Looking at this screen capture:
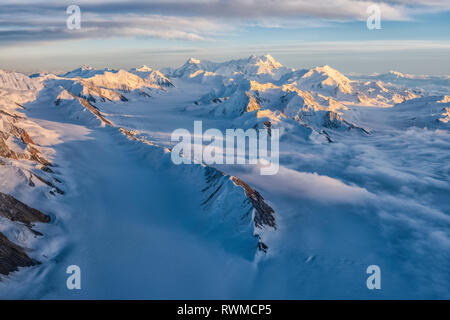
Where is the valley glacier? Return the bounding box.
[0,55,449,299]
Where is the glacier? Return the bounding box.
[0,55,449,299]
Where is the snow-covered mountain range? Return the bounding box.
[0,55,449,299]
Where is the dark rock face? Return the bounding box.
[262,121,272,136]
[0,105,62,279]
[323,111,344,129]
[0,116,51,166]
[230,176,276,229]
[0,232,36,276]
[29,172,64,195]
[65,91,114,126]
[0,192,50,227]
[0,135,13,159]
[322,111,370,134]
[201,166,276,254]
[0,111,57,277]
[117,112,278,255]
[244,91,261,114]
[1,111,65,197]
[202,167,276,230]
[76,95,114,126]
[0,192,50,276]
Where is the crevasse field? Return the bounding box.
[0,55,449,299]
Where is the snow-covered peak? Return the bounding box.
[296,65,354,95]
[61,65,117,79]
[233,54,286,79]
[391,95,450,127]
[143,70,174,88]
[437,95,450,103]
[129,67,174,88]
[55,87,76,101]
[0,69,42,92]
[372,70,416,81]
[169,58,215,78]
[248,54,283,70]
[78,68,173,95]
[306,65,350,81]
[81,64,95,71]
[133,65,153,73]
[386,70,421,80]
[169,54,289,80]
[389,70,404,77]
[187,58,201,64]
[83,69,148,91]
[362,80,389,93]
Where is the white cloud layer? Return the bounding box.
[0,0,448,45]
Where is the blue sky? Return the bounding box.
[0,0,449,74]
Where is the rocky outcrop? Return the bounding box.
[0,232,37,276]
[0,101,59,278]
[0,110,63,194]
[201,166,276,253]
[244,92,261,113]
[230,176,275,229]
[78,83,128,103]
[440,107,450,123]
[322,111,370,134]
[64,91,114,126]
[0,192,50,276]
[0,192,50,227]
[0,114,51,166]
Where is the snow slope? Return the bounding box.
[60,65,117,79]
[168,54,291,81]
[0,55,449,299]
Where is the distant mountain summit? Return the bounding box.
[132,65,153,73]
[129,65,174,88]
[169,54,291,80]
[61,65,117,78]
[292,65,354,96]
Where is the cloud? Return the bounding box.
[13,0,445,20]
[0,13,229,45]
[238,166,374,204]
[0,0,448,47]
